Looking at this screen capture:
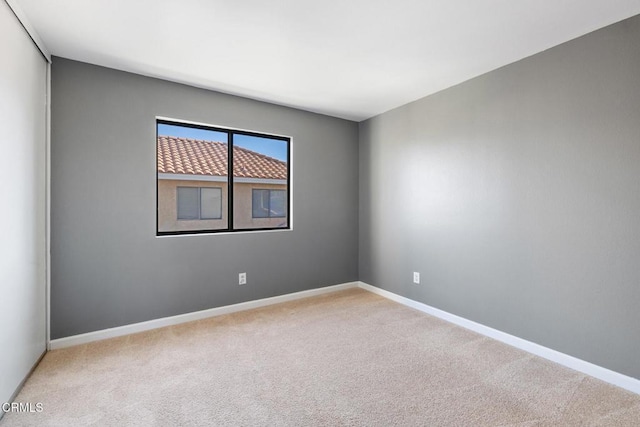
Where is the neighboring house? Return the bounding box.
[157,136,288,232]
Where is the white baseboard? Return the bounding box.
[357,281,640,395]
[49,282,359,350]
[48,279,639,395]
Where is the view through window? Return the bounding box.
[157,120,290,235]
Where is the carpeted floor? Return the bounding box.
[2,288,639,426]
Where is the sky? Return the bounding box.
[157,123,288,162]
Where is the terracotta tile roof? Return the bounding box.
[157,136,287,180]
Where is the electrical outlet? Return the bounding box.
[239,272,247,285]
[413,272,420,284]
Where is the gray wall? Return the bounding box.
[359,15,640,379]
[0,1,47,405]
[51,58,359,339]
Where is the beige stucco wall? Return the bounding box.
[234,182,288,230]
[158,179,287,232]
[158,179,228,232]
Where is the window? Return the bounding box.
[252,189,286,218]
[177,187,222,220]
[157,119,290,235]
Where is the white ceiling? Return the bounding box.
[14,0,640,121]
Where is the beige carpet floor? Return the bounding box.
[2,288,640,426]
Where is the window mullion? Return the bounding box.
[228,131,234,231]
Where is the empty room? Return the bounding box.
[2,0,640,425]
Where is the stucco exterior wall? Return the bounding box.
[158,179,228,232]
[234,182,288,229]
[158,179,287,232]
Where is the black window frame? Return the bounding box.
[156,119,291,236]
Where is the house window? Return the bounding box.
[252,189,286,218]
[157,119,290,235]
[177,187,222,220]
